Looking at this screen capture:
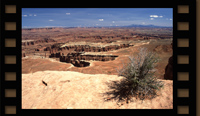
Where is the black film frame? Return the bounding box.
[0,0,196,115]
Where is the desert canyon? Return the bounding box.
[22,27,173,109]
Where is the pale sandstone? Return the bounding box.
[22,71,173,109]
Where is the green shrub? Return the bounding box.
[106,48,164,102]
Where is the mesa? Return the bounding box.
[22,27,172,78]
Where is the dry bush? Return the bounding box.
[105,48,164,102]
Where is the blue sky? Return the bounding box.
[22,8,173,28]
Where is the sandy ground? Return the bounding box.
[22,71,173,109]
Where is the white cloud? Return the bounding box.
[150,15,159,18]
[112,21,115,23]
[99,19,104,21]
[170,19,172,20]
[150,18,154,20]
[49,20,54,21]
[142,22,145,24]
[66,13,70,15]
[22,14,37,17]
[150,15,163,18]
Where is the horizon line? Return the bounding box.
[22,25,173,29]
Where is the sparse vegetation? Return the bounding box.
[105,47,164,102]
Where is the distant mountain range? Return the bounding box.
[22,24,172,29]
[121,24,172,28]
[87,24,172,28]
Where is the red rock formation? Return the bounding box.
[22,53,26,57]
[35,49,40,51]
[154,44,172,53]
[121,37,135,40]
[48,43,130,66]
[48,44,133,53]
[58,53,118,64]
[22,38,56,46]
[73,60,90,67]
[143,37,150,40]
[164,43,173,80]
[164,56,173,80]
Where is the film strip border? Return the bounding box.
[1,0,21,115]
[0,0,196,116]
[174,0,196,115]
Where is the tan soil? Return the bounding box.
[22,71,173,109]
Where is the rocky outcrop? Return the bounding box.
[22,38,56,46]
[154,44,172,53]
[47,44,133,53]
[164,56,173,80]
[94,36,102,40]
[59,54,118,62]
[22,27,61,34]
[49,52,118,67]
[49,52,62,58]
[44,47,51,51]
[164,43,173,80]
[22,53,26,57]
[59,53,118,63]
[143,37,150,40]
[121,37,135,40]
[103,40,116,43]
[73,60,90,67]
[22,71,173,109]
[46,43,129,67]
[35,49,40,51]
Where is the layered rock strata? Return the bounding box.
[46,43,133,53]
[45,43,130,67]
[50,52,118,67]
[22,38,56,46]
[59,54,118,62]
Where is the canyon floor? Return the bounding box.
[22,39,172,78]
[22,27,173,109]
